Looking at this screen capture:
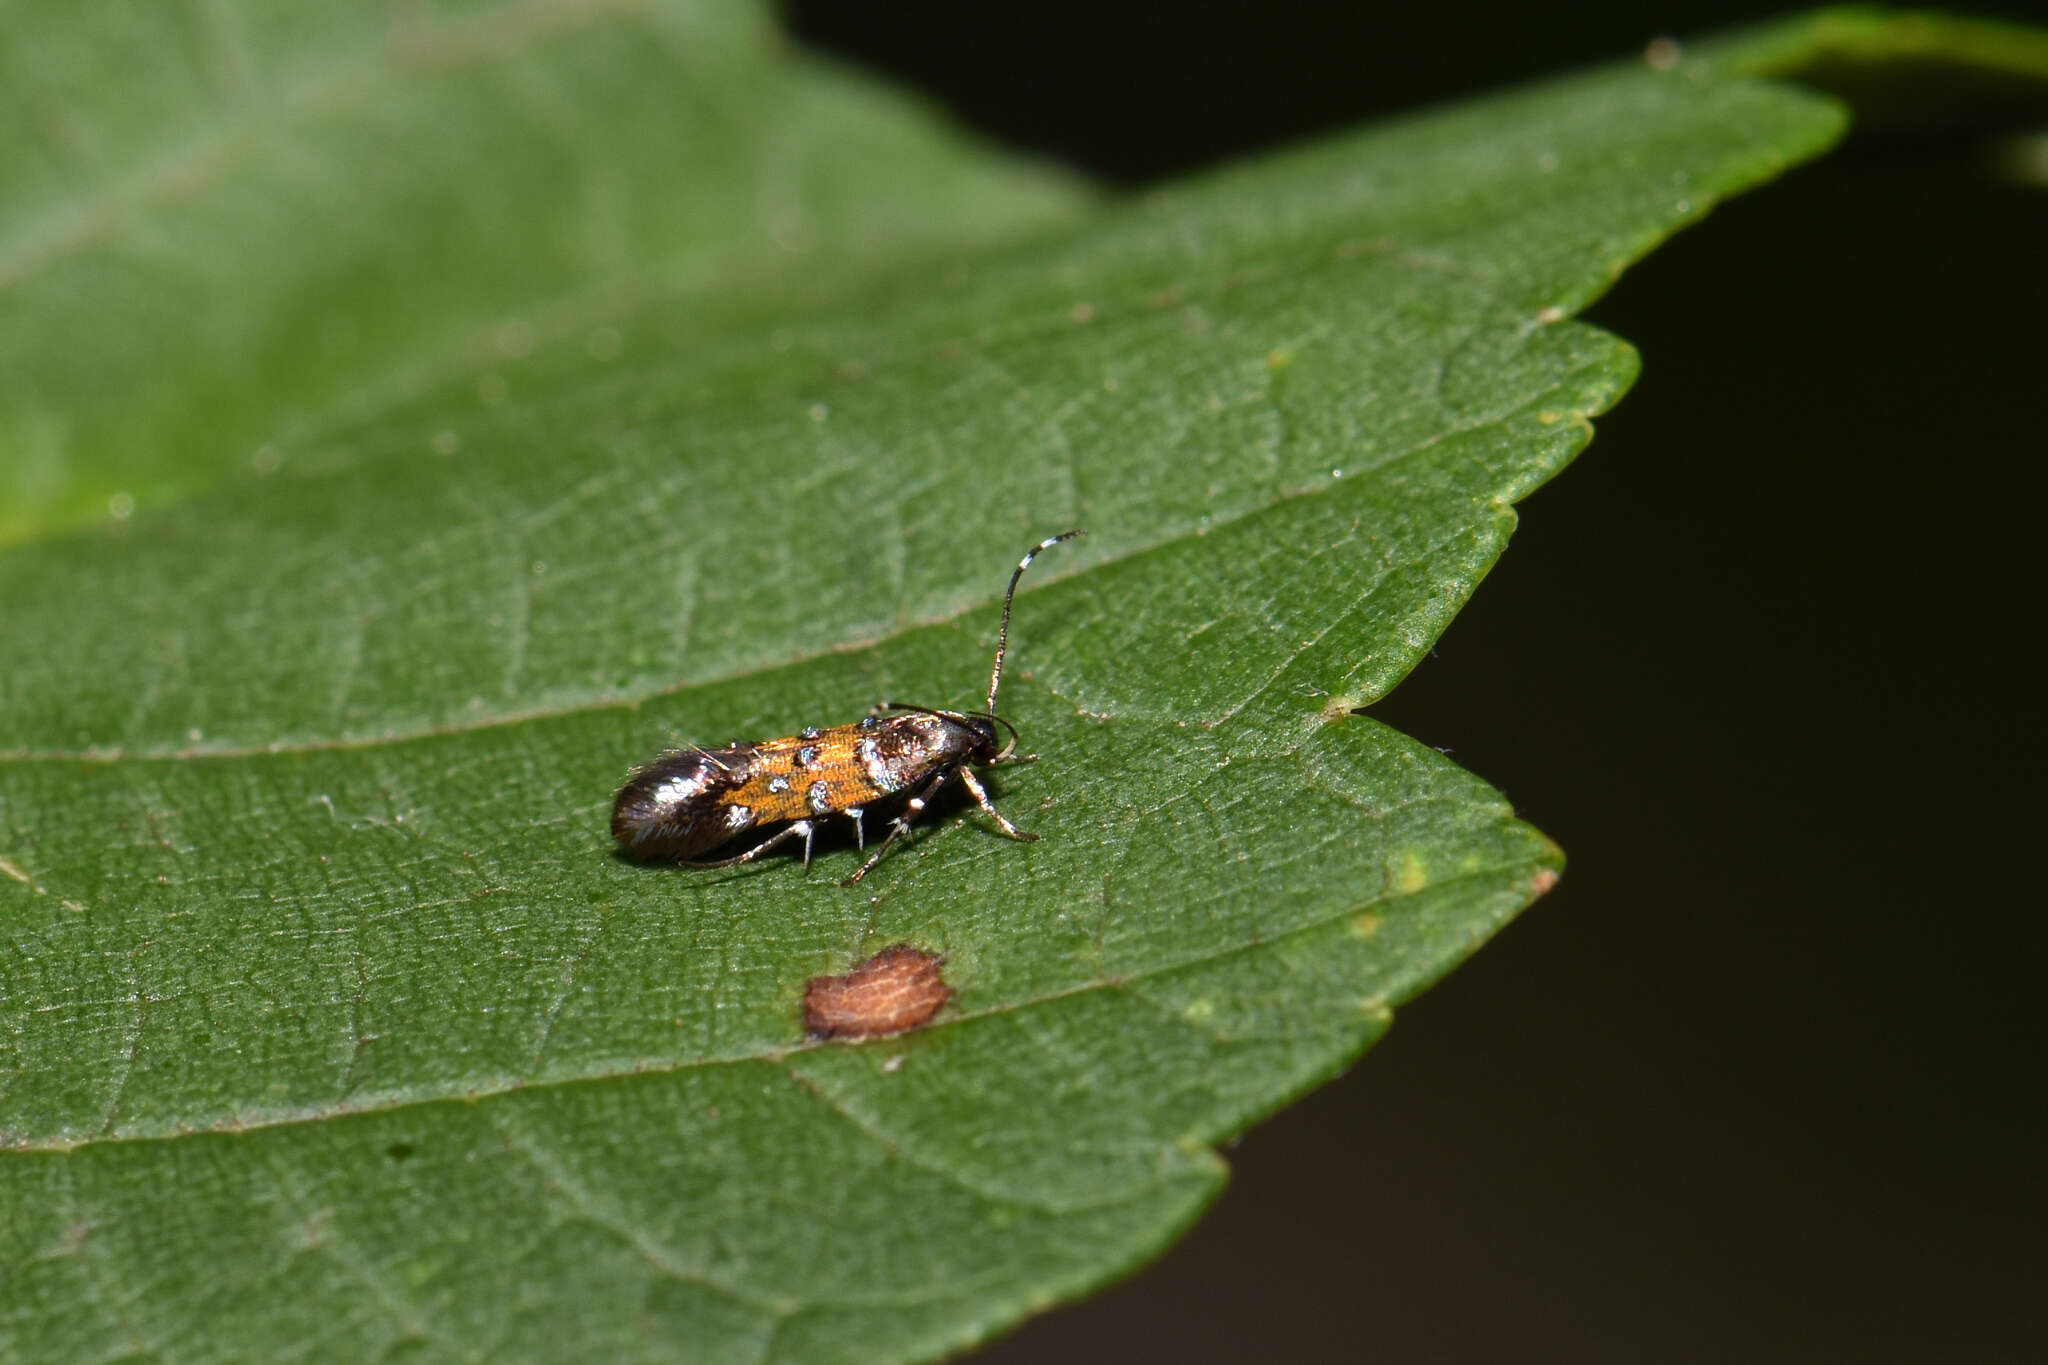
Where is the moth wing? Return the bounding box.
[611,744,758,858]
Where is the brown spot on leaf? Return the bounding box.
[1531,868,1561,897]
[804,944,953,1040]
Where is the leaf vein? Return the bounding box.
[483,1104,793,1319]
[8,856,1537,1154]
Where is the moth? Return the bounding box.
[611,531,1082,884]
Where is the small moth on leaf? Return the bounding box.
[612,531,1083,884]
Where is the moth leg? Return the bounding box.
[845,807,866,850]
[843,770,953,885]
[682,820,813,870]
[960,767,1038,842]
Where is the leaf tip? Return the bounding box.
[1316,692,1371,725]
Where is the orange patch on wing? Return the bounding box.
[804,944,954,1040]
[733,726,886,823]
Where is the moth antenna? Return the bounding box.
[986,530,1085,715]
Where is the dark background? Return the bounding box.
[786,5,2046,1361]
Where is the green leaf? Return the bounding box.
[2,7,2038,1362]
[0,1,1092,544]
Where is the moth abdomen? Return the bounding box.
[610,745,756,859]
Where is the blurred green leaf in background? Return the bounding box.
[2,4,2042,1361]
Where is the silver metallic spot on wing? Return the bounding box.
[767,775,790,794]
[654,775,704,806]
[796,745,820,768]
[807,780,833,814]
[725,804,754,832]
[858,735,902,793]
